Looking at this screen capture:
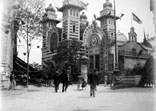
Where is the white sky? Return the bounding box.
[18,0,155,64]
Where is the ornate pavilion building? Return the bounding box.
[41,0,154,81]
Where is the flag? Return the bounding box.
[132,12,142,24]
[144,31,146,40]
[119,13,124,20]
[94,14,96,20]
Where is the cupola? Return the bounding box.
[45,4,56,12]
[103,0,112,9]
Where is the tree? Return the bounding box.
[130,62,144,75]
[30,62,42,70]
[7,0,45,87]
[53,40,84,80]
[15,0,45,55]
[142,55,155,85]
[43,60,56,78]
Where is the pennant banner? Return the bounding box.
[132,12,142,24]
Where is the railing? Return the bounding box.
[118,50,149,58]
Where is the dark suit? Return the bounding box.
[60,72,68,92]
[88,73,99,97]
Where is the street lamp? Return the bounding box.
[114,0,118,70]
[111,0,119,88]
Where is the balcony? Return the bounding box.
[118,50,150,59]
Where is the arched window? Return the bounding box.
[50,33,57,52]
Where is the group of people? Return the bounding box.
[53,70,69,93]
[54,69,99,97]
[8,71,28,90]
[9,69,100,98]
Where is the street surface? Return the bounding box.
[0,84,155,111]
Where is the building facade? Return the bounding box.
[0,13,14,89]
[41,0,154,81]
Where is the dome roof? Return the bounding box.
[45,4,56,12]
[80,12,87,19]
[103,0,112,9]
[117,31,128,42]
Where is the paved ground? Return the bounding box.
[0,84,155,111]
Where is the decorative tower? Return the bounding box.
[58,0,84,41]
[97,0,119,41]
[80,11,88,41]
[128,27,137,42]
[97,0,119,73]
[41,4,60,63]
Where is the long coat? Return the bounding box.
[60,72,68,83]
[54,74,61,85]
[88,73,99,86]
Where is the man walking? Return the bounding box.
[60,70,69,92]
[9,71,16,90]
[88,69,99,97]
[53,71,61,93]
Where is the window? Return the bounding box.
[76,10,78,17]
[73,9,75,16]
[47,23,51,29]
[70,9,72,15]
[50,33,57,52]
[73,24,76,32]
[111,33,113,37]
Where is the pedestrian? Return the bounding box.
[9,71,16,90]
[22,73,27,88]
[77,75,83,91]
[60,70,68,92]
[104,75,108,87]
[88,69,99,97]
[53,71,61,93]
[81,78,87,90]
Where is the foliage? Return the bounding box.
[141,55,155,85]
[30,62,42,70]
[130,62,144,75]
[17,0,45,39]
[42,60,56,80]
[8,0,45,53]
[53,40,84,74]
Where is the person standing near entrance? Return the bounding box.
[9,71,16,90]
[88,69,99,97]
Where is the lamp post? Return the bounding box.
[26,14,29,88]
[114,0,118,70]
[79,45,88,84]
[111,0,119,88]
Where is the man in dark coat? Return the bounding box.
[60,70,68,92]
[53,72,61,93]
[9,71,16,90]
[88,69,99,97]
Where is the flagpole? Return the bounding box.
[131,9,133,27]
